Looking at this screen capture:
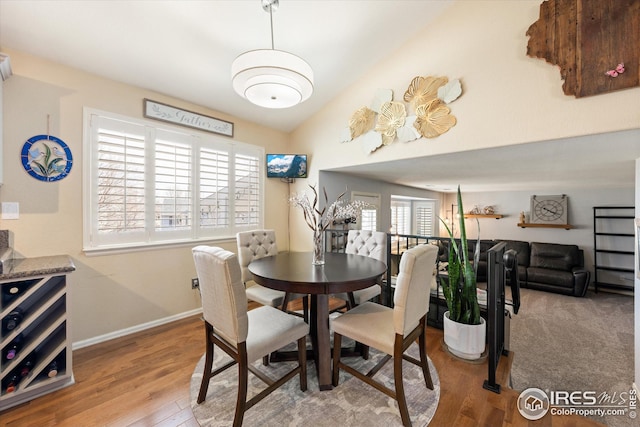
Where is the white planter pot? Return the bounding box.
[443,311,486,360]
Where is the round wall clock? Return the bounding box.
[21,135,73,182]
[530,195,568,225]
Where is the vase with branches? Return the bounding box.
[289,185,369,265]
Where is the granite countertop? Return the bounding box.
[0,255,76,280]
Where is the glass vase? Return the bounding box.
[312,228,325,265]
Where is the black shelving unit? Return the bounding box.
[593,206,635,293]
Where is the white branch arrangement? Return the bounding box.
[289,185,369,232]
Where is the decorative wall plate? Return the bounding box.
[21,135,73,182]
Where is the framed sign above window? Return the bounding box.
[143,99,234,137]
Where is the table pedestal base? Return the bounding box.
[268,295,366,390]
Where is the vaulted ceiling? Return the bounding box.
[0,0,451,133]
[1,0,638,192]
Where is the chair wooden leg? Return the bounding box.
[281,292,291,312]
[347,292,356,309]
[297,336,307,391]
[302,296,309,323]
[233,342,249,427]
[418,321,434,390]
[197,322,214,404]
[394,337,411,427]
[332,332,342,386]
[362,344,370,360]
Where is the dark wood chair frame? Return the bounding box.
[331,314,434,427]
[197,321,307,427]
[282,293,309,323]
[262,295,308,367]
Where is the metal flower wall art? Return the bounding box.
[375,101,407,146]
[340,76,463,153]
[348,106,376,139]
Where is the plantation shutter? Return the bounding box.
[351,192,380,231]
[391,200,411,235]
[415,201,436,236]
[85,109,264,251]
[154,130,192,236]
[199,147,230,230]
[234,153,260,227]
[92,117,147,245]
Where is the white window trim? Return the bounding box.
[390,195,437,237]
[413,200,437,236]
[351,191,380,231]
[390,199,411,235]
[82,107,264,255]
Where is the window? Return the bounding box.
[390,200,411,235]
[414,201,436,236]
[359,209,377,231]
[390,196,437,236]
[351,192,380,231]
[84,109,263,252]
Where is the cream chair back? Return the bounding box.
[236,229,278,284]
[345,230,386,264]
[392,244,438,337]
[192,246,248,346]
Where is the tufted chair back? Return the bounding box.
[236,229,278,284]
[192,245,248,346]
[393,244,438,336]
[345,230,386,264]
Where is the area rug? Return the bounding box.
[509,288,634,427]
[190,341,440,427]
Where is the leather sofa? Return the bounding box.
[436,239,495,282]
[438,239,590,297]
[524,242,590,297]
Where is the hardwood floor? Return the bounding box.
[1,301,604,427]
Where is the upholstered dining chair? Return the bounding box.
[236,229,308,322]
[192,245,308,427]
[330,244,438,427]
[333,229,387,308]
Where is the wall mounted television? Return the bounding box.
[266,154,308,179]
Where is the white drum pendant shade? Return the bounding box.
[231,49,314,109]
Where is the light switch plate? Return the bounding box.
[1,202,19,220]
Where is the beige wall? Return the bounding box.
[289,0,639,250]
[0,49,292,342]
[2,0,639,344]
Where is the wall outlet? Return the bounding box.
[191,278,199,289]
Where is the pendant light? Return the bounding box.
[231,0,314,109]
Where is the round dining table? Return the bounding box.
[248,251,386,390]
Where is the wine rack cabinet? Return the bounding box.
[0,256,75,411]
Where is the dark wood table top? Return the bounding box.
[248,252,386,295]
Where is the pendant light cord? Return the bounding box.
[269,4,275,50]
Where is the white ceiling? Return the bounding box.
[0,0,451,133]
[327,129,640,192]
[0,0,638,192]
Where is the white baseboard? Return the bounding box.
[72,308,203,350]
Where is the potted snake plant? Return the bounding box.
[439,186,486,360]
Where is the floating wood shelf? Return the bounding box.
[517,223,573,230]
[464,214,504,219]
